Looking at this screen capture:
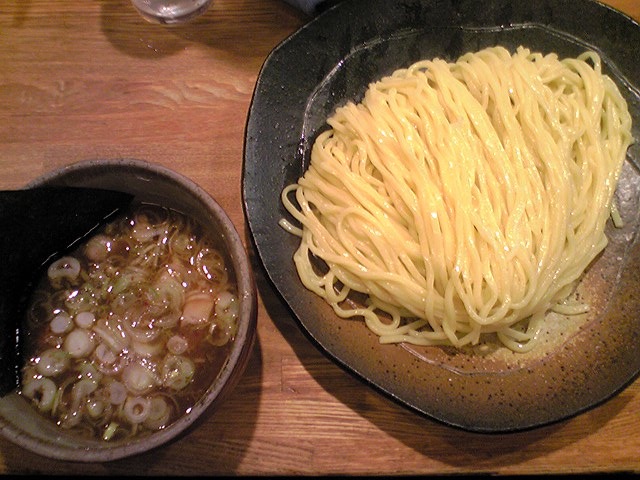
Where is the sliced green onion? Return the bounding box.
[103,421,119,441]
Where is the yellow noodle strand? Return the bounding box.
[280,46,633,352]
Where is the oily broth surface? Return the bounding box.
[19,204,238,441]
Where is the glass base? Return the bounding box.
[131,0,213,25]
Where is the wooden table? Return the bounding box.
[1,0,638,475]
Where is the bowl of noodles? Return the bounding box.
[0,158,257,461]
[243,0,640,432]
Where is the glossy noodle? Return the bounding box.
[280,46,633,352]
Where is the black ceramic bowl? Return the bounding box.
[243,0,640,432]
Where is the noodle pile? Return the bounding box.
[280,46,633,352]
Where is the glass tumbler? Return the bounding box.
[131,0,213,24]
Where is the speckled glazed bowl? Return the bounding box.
[244,0,640,432]
[0,158,257,461]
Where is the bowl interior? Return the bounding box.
[0,158,257,461]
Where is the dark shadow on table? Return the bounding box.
[97,0,307,60]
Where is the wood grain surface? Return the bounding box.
[0,0,638,475]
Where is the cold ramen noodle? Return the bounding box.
[19,204,239,441]
[280,46,633,353]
